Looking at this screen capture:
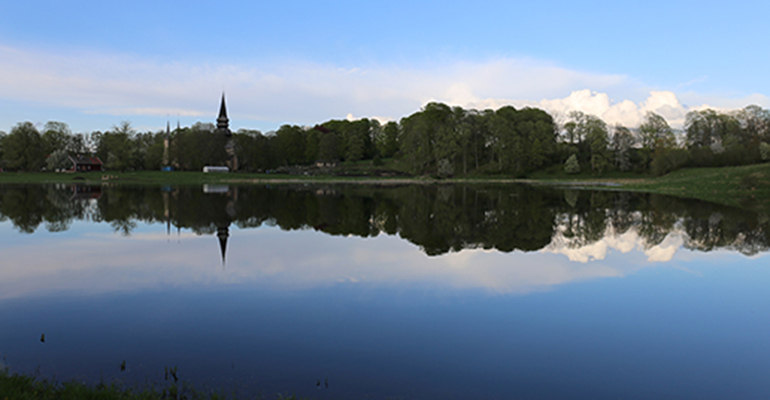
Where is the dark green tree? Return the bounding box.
[639,112,675,169]
[376,121,399,158]
[3,122,44,171]
[274,124,307,166]
[42,121,72,156]
[611,124,635,172]
[94,121,135,171]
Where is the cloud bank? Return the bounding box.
[0,45,767,131]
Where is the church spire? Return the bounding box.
[217,93,230,136]
[218,93,228,119]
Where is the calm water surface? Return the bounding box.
[0,183,769,399]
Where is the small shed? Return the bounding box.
[203,166,229,173]
[68,155,104,172]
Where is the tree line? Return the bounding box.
[1,104,769,175]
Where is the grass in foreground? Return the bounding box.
[0,369,305,400]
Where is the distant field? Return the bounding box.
[529,162,770,211]
[615,163,770,211]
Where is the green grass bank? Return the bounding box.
[527,162,770,211]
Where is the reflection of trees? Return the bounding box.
[608,192,635,235]
[558,192,609,248]
[637,195,682,248]
[551,189,770,257]
[0,185,94,234]
[681,202,770,255]
[0,183,769,257]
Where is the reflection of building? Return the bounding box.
[69,185,102,200]
[217,225,229,264]
[161,185,237,266]
[216,186,238,265]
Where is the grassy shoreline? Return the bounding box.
[1,162,769,211]
[0,368,305,400]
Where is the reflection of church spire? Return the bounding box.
[162,190,171,237]
[217,225,229,265]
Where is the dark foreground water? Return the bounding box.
[0,183,769,399]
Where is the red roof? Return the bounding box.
[70,155,103,166]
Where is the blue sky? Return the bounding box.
[1,0,769,133]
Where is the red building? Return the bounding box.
[67,155,104,172]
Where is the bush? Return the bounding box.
[372,154,383,166]
[46,149,71,171]
[437,158,454,177]
[564,154,580,174]
[651,148,690,176]
[761,142,770,161]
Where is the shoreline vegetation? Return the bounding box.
[0,368,305,400]
[3,104,770,186]
[2,102,769,215]
[1,161,769,212]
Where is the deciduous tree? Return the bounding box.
[4,122,44,171]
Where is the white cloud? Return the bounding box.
[0,45,766,131]
[473,90,691,128]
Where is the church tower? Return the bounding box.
[217,93,231,137]
[217,93,238,171]
[162,121,170,167]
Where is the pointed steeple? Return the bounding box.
[217,225,229,265]
[218,93,228,120]
[166,121,170,139]
[217,93,230,137]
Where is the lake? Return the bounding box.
[0,183,769,399]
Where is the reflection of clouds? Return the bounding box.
[5,217,760,300]
[645,233,685,263]
[251,236,631,294]
[105,231,202,241]
[546,229,639,263]
[545,224,684,263]
[0,224,663,299]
